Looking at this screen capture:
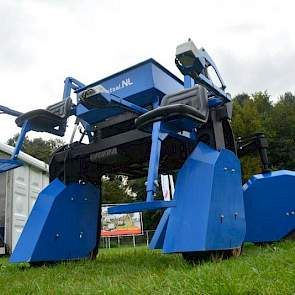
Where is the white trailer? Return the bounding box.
[0,142,49,254]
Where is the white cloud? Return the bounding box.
[0,0,294,142]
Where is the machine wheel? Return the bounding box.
[285,229,295,240]
[223,246,243,258]
[89,185,102,260]
[182,246,243,264]
[182,251,224,264]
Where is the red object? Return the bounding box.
[101,228,142,237]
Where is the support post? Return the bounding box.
[146,230,149,247]
[12,120,31,159]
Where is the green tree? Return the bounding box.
[102,175,134,204]
[232,93,266,180]
[268,92,295,170]
[7,134,64,163]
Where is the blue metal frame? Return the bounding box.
[0,105,22,117]
[176,48,231,104]
[109,75,196,213]
[244,170,295,243]
[4,46,253,262]
[107,65,230,214]
[63,77,85,100]
[12,120,31,159]
[63,77,94,143]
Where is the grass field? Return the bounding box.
[0,241,295,294]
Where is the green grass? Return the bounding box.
[0,241,295,294]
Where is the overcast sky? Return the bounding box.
[0,0,294,142]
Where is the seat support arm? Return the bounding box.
[12,120,31,159]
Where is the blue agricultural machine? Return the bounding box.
[0,39,294,263]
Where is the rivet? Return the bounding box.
[291,211,295,215]
[231,169,236,173]
[71,197,74,201]
[55,233,60,238]
[286,212,290,216]
[84,197,88,201]
[79,232,83,238]
[224,167,228,171]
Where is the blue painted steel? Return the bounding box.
[208,96,223,108]
[152,143,245,253]
[63,77,85,99]
[76,59,183,125]
[62,77,94,142]
[0,120,31,173]
[176,48,230,102]
[184,75,193,88]
[12,120,31,159]
[83,92,148,115]
[0,159,23,173]
[0,105,22,117]
[108,200,176,214]
[10,179,100,263]
[197,73,230,102]
[198,49,227,93]
[77,59,183,96]
[149,208,171,250]
[244,170,295,243]
[145,100,169,202]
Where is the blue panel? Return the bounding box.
[10,179,100,263]
[108,200,175,214]
[244,170,295,242]
[206,149,245,249]
[149,208,171,250]
[0,159,23,173]
[159,143,244,253]
[76,59,183,124]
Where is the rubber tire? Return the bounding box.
[89,186,102,260]
[182,246,243,264]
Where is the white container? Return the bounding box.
[0,142,49,254]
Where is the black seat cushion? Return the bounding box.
[15,97,72,136]
[135,85,209,132]
[15,109,64,128]
[135,104,206,131]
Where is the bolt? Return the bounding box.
[224,167,228,171]
[291,211,295,215]
[220,214,224,223]
[234,212,238,220]
[286,212,290,216]
[79,232,83,239]
[55,233,60,238]
[84,197,88,201]
[231,169,236,173]
[71,197,74,201]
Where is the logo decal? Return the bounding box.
[109,78,133,93]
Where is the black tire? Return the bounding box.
[182,246,243,264]
[284,229,295,240]
[89,185,102,260]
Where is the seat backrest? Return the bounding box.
[46,97,72,118]
[161,85,208,119]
